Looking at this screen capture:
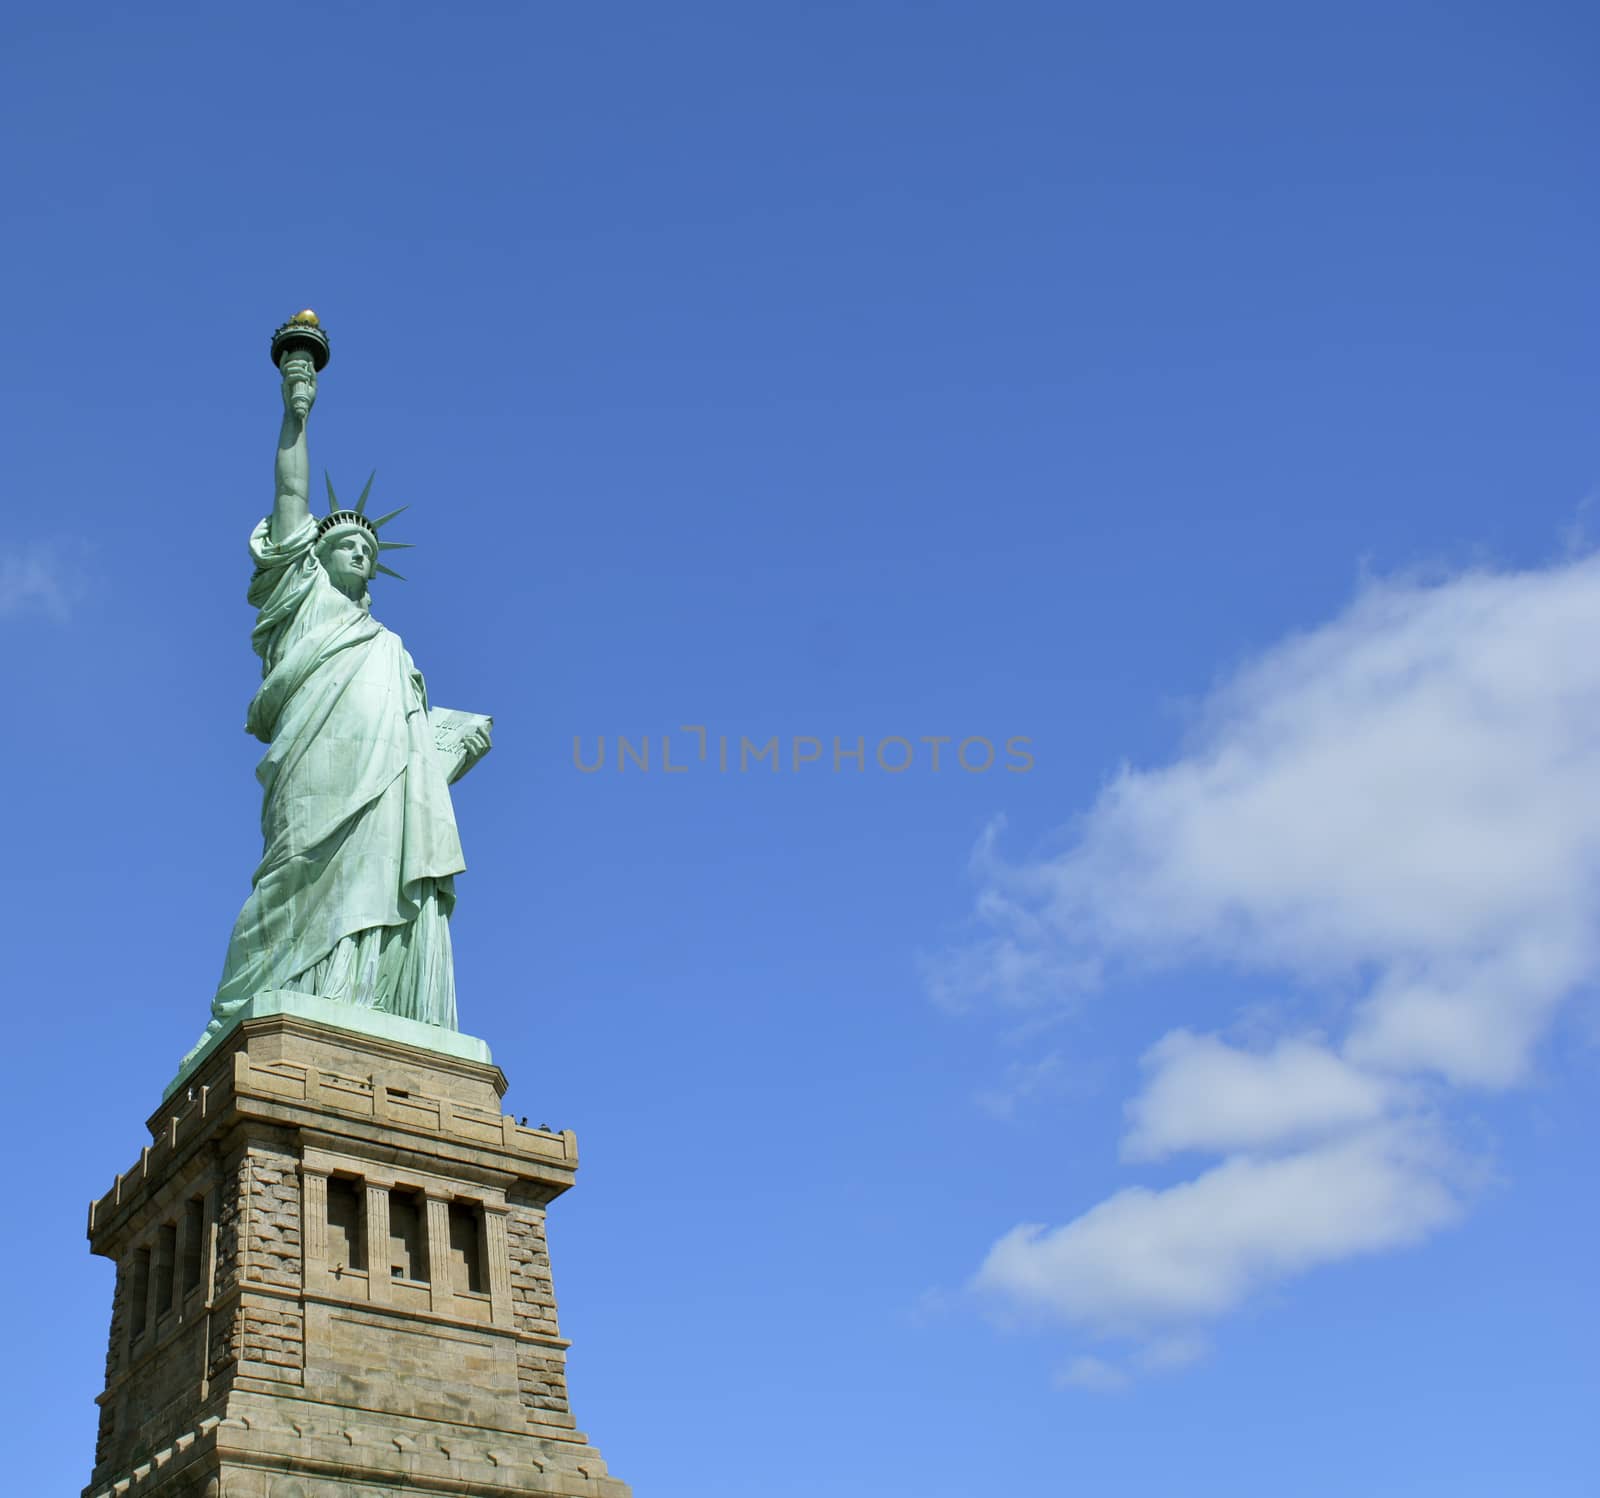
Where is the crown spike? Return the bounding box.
[316,473,413,581]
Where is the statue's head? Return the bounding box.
[315,474,410,601]
[316,519,377,602]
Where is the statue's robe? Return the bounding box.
[207,517,465,1034]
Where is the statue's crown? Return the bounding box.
[318,472,412,580]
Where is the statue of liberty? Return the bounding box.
[185,313,491,1064]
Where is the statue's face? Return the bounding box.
[318,529,375,599]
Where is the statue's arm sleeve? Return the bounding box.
[248,515,318,583]
[246,516,323,659]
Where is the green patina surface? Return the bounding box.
[179,317,493,1074]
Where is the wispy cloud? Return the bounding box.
[937,555,1600,1382]
[1054,1355,1130,1394]
[974,1051,1067,1120]
[0,541,87,621]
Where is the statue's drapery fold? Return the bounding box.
[208,517,465,1034]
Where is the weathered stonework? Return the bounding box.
[84,1009,630,1498]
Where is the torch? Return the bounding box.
[270,309,331,418]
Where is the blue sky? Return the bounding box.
[3,3,1597,1493]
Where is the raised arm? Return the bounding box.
[271,355,316,542]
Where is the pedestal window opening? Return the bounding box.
[153,1223,177,1316]
[128,1247,151,1341]
[181,1196,205,1294]
[326,1175,366,1272]
[388,1188,428,1282]
[448,1200,487,1294]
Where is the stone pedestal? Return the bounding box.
[83,1004,631,1498]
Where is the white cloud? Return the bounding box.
[1122,1030,1396,1162]
[941,558,1600,1085]
[943,557,1600,1374]
[0,541,85,620]
[977,1122,1463,1335]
